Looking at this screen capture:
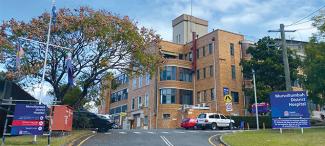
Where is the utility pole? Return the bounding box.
[268,24,295,91]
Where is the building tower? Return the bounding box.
[172,14,208,44]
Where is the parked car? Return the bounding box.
[73,110,113,132]
[112,123,121,129]
[181,118,197,129]
[196,113,234,130]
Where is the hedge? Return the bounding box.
[229,116,272,129]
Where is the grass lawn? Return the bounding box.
[2,130,92,146]
[223,128,325,146]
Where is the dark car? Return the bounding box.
[73,110,113,132]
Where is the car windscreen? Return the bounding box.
[198,114,206,118]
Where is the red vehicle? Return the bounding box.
[181,118,198,129]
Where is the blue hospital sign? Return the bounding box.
[11,104,47,135]
[270,91,310,129]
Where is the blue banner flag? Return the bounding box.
[66,57,74,86]
[51,5,57,25]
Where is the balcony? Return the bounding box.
[164,58,192,68]
[159,80,193,90]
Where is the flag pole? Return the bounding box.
[34,0,55,144]
[39,0,55,104]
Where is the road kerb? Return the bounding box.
[76,134,95,146]
[208,134,219,146]
[219,134,231,146]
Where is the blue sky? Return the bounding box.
[0,0,324,42]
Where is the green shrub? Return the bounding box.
[230,116,272,129]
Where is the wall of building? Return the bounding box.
[216,30,244,115]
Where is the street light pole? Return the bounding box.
[252,69,259,130]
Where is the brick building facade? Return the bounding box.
[100,14,248,129]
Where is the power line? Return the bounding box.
[288,19,313,27]
[287,4,325,27]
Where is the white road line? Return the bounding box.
[188,131,199,133]
[174,131,185,134]
[133,132,141,134]
[161,132,169,134]
[119,132,127,134]
[160,136,174,146]
[147,132,155,134]
[104,132,111,134]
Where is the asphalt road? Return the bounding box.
[79,129,235,146]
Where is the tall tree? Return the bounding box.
[302,12,325,106]
[242,37,301,105]
[0,7,162,108]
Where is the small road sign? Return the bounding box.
[225,103,233,112]
[120,112,127,116]
[224,95,232,103]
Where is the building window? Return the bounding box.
[160,88,176,104]
[146,73,150,85]
[163,113,171,120]
[203,90,207,102]
[203,47,206,57]
[196,49,200,59]
[231,91,239,103]
[132,97,135,110]
[122,105,127,112]
[209,65,213,77]
[179,89,193,105]
[178,34,181,43]
[160,66,176,81]
[132,78,137,89]
[211,88,215,100]
[203,67,206,79]
[145,92,149,107]
[209,43,213,54]
[111,88,128,103]
[138,96,142,109]
[179,54,183,60]
[230,43,234,56]
[189,51,192,61]
[144,116,148,126]
[179,68,192,82]
[115,106,121,114]
[139,75,143,87]
[196,69,200,80]
[231,65,236,80]
[122,89,128,100]
[196,92,200,103]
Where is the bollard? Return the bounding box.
[247,123,250,130]
[263,122,265,130]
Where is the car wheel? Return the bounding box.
[211,123,217,130]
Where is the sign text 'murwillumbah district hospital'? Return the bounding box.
[270,91,310,129]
